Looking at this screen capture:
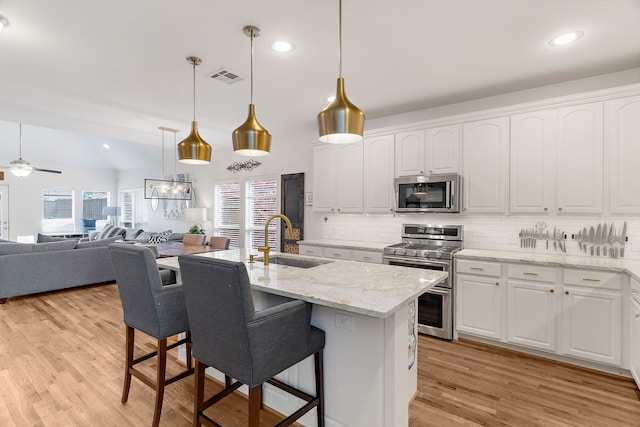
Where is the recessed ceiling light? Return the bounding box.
[549,31,584,46]
[102,144,110,149]
[0,15,10,32]
[271,40,294,53]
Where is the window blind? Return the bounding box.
[246,178,278,251]
[214,181,241,249]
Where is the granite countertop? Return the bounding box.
[296,239,392,251]
[157,249,446,319]
[455,249,640,282]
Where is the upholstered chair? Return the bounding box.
[182,233,206,246]
[178,256,325,427]
[207,235,230,249]
[108,243,194,427]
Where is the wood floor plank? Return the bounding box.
[1,283,640,426]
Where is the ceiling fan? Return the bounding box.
[1,124,62,176]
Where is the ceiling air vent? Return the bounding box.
[208,68,244,84]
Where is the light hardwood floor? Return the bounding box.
[1,283,639,426]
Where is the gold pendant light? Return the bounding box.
[178,56,212,164]
[232,25,271,157]
[317,0,365,144]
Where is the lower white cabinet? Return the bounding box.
[456,273,503,340]
[456,259,627,369]
[631,294,640,389]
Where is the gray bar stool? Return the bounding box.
[109,243,194,426]
[178,255,325,427]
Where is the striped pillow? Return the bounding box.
[98,224,126,240]
[148,230,172,244]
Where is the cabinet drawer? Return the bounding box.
[298,245,324,257]
[563,269,622,290]
[322,247,352,260]
[456,259,501,277]
[351,249,382,264]
[507,264,557,283]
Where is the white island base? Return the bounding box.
[160,249,445,427]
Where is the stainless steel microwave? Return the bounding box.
[394,174,461,213]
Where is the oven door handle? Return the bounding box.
[424,287,450,296]
[383,256,451,269]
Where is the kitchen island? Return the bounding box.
[157,249,447,427]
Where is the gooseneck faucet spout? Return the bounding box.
[258,214,293,265]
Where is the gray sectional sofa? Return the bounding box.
[0,236,121,304]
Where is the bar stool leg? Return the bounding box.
[315,350,325,427]
[122,325,135,403]
[248,385,262,427]
[194,361,206,427]
[152,339,168,427]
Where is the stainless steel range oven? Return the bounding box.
[383,224,463,340]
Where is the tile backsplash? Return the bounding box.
[316,213,640,260]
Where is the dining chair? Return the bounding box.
[183,233,206,246]
[208,235,230,249]
[178,255,325,427]
[108,243,194,427]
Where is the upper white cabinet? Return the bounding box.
[462,117,509,213]
[312,142,363,213]
[363,135,395,213]
[609,95,640,214]
[395,130,425,176]
[556,102,604,214]
[509,110,556,214]
[426,124,460,174]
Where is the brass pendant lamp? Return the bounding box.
[317,0,365,144]
[178,56,212,164]
[232,25,271,157]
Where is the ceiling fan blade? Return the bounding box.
[32,166,62,174]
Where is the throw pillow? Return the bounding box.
[148,230,172,244]
[123,228,144,241]
[97,225,126,240]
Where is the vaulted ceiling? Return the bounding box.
[0,0,639,170]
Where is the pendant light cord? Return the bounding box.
[18,123,23,158]
[339,0,343,79]
[161,128,165,178]
[192,60,197,121]
[250,27,255,105]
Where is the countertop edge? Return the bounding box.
[454,249,640,282]
[297,239,392,252]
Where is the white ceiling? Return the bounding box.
[0,0,639,170]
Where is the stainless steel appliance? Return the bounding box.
[394,174,461,213]
[383,224,463,340]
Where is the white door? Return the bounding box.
[456,274,504,339]
[426,124,460,174]
[609,95,640,214]
[364,135,395,213]
[0,185,8,240]
[507,279,558,351]
[395,130,425,176]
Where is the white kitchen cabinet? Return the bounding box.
[364,135,395,213]
[630,282,640,389]
[426,124,460,174]
[312,142,363,213]
[298,244,324,257]
[506,264,558,352]
[561,269,622,366]
[556,102,604,214]
[395,130,425,176]
[509,110,556,214]
[462,117,509,213]
[609,95,640,214]
[456,259,503,340]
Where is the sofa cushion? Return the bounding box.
[75,236,122,249]
[97,224,126,240]
[0,240,77,256]
[37,233,74,243]
[148,230,172,244]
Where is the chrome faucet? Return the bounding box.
[258,214,293,266]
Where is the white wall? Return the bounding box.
[1,163,117,241]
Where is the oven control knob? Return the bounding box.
[386,248,395,255]
[406,249,417,257]
[434,252,442,258]
[396,248,406,256]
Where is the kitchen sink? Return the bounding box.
[255,256,332,269]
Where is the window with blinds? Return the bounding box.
[42,189,75,233]
[246,178,278,251]
[81,191,108,220]
[214,181,241,249]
